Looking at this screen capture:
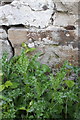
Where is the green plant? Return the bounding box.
[0,47,80,120]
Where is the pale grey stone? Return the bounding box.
[8,27,28,47]
[0,39,13,59]
[0,28,7,39]
[60,0,79,14]
[28,42,35,48]
[0,0,55,28]
[53,12,77,27]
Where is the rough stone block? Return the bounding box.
[8,26,78,47]
[8,27,28,47]
[53,13,77,27]
[8,26,78,67]
[0,39,13,59]
[0,0,54,28]
[0,28,7,39]
[37,45,78,68]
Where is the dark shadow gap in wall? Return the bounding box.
[2,24,25,32]
[10,24,26,28]
[2,25,10,33]
[1,24,25,58]
[0,0,14,6]
[7,39,15,57]
[64,25,76,30]
[1,25,15,57]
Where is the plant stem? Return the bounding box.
[65,98,68,119]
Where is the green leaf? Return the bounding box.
[33,61,41,69]
[10,82,19,89]
[26,101,34,112]
[22,43,36,53]
[22,43,27,48]
[41,64,50,73]
[25,48,36,53]
[65,80,75,88]
[0,72,3,83]
[5,81,13,88]
[19,107,26,111]
[0,85,5,92]
[0,95,8,101]
[0,72,3,76]
[1,48,79,119]
[25,84,30,93]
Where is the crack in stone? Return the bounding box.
[27,5,35,11]
[15,3,49,12]
[27,4,49,12]
[1,25,14,57]
[50,3,57,25]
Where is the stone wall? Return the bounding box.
[0,0,79,69]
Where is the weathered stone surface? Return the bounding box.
[8,26,78,66]
[53,12,77,27]
[37,45,78,68]
[0,0,79,67]
[8,27,28,47]
[60,0,79,14]
[16,0,54,11]
[55,2,68,12]
[0,0,55,28]
[0,28,7,39]
[8,26,78,48]
[0,0,79,28]
[53,0,79,14]
[8,27,59,47]
[0,39,13,59]
[0,0,13,2]
[0,0,14,6]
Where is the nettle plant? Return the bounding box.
[0,44,80,120]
